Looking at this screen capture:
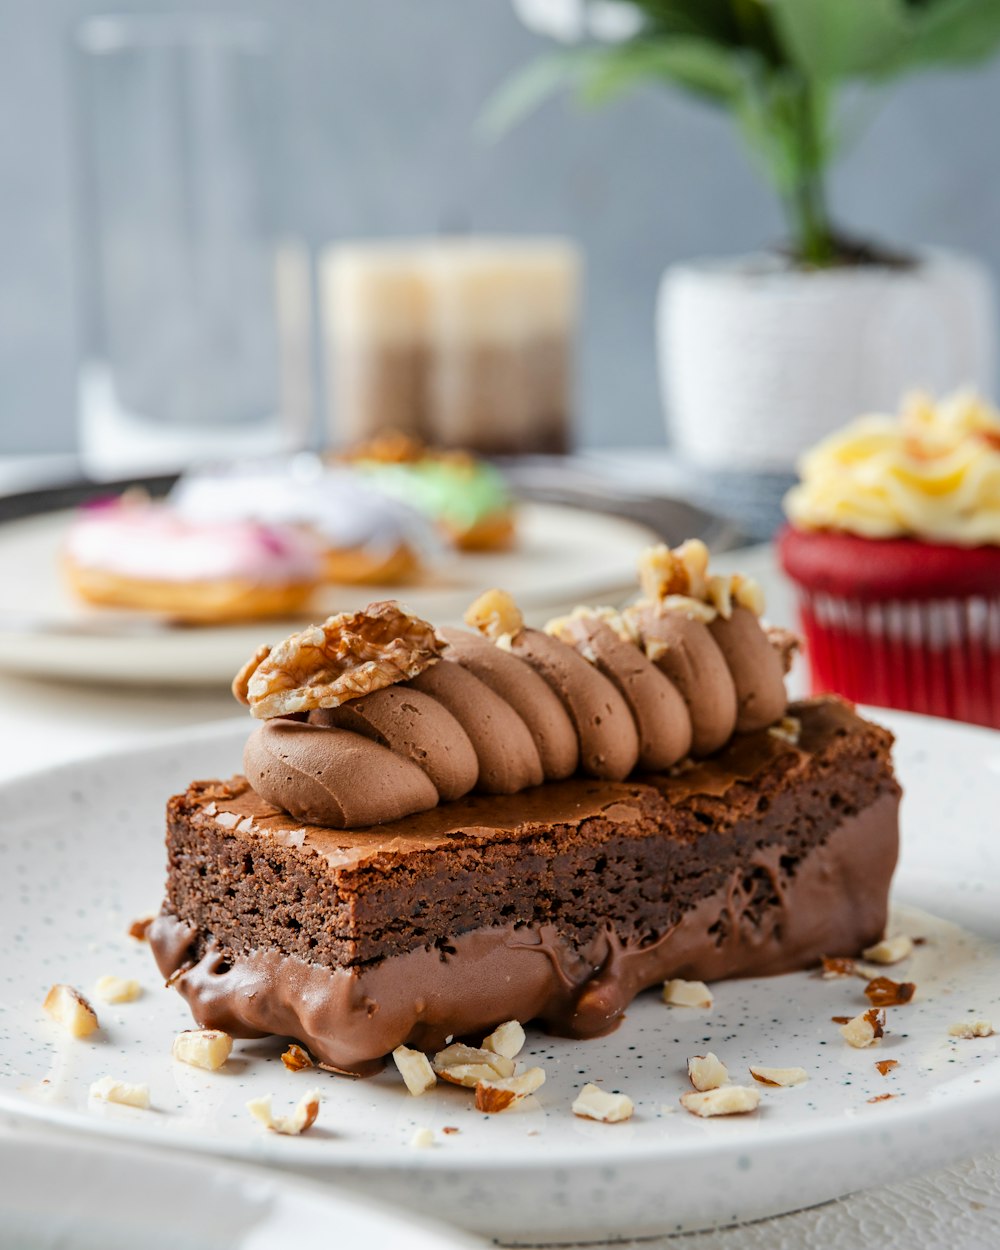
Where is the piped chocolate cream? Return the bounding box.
[234,542,796,829]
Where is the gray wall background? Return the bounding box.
[3,0,1000,455]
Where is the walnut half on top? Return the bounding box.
[233,600,446,719]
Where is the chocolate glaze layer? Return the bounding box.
[150,790,899,1074]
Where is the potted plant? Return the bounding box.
[489,0,1000,472]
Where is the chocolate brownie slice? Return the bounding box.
[150,697,900,1073]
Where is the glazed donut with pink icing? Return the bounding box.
[63,496,322,623]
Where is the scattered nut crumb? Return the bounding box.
[663,979,713,1009]
[442,1126,460,1135]
[93,975,142,1004]
[572,1083,635,1123]
[246,1089,322,1135]
[768,716,801,745]
[475,1067,546,1113]
[43,985,99,1038]
[172,1029,233,1071]
[281,1043,314,1072]
[875,1059,899,1076]
[680,1085,760,1117]
[433,1043,514,1087]
[949,1020,995,1039]
[831,1015,852,1025]
[687,1052,729,1092]
[127,914,155,942]
[393,1045,437,1096]
[410,1127,435,1149]
[840,1007,886,1048]
[864,976,916,1008]
[89,1076,150,1109]
[867,1093,897,1103]
[749,1065,808,1087]
[862,935,913,965]
[820,956,857,979]
[482,1020,526,1060]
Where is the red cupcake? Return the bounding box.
[778,391,1000,728]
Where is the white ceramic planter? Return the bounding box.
[658,248,997,472]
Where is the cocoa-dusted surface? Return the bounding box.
[157,698,897,976]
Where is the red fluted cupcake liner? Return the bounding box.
[795,590,1000,728]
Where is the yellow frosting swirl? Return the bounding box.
[784,390,1000,545]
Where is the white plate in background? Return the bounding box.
[0,1131,483,1250]
[0,502,655,686]
[0,709,998,1243]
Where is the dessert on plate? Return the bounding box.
[780,389,1000,727]
[170,457,437,587]
[338,431,516,552]
[150,542,900,1074]
[63,495,321,623]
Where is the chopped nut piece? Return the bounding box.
[831,1015,852,1025]
[680,1085,760,1118]
[465,588,524,645]
[43,984,99,1038]
[840,1007,886,1048]
[638,541,710,604]
[281,1043,314,1072]
[732,574,765,617]
[246,1089,322,1135]
[864,976,916,1008]
[862,935,914,965]
[663,979,713,1009]
[89,1076,150,1109]
[482,1020,526,1060]
[867,1093,897,1103]
[949,1020,995,1039]
[572,1083,634,1123]
[475,1067,546,1113]
[127,914,155,942]
[875,1059,899,1076]
[768,716,802,745]
[441,1126,460,1135]
[172,1029,233,1071]
[687,1053,729,1092]
[749,1065,808,1087]
[706,574,733,619]
[239,602,445,719]
[93,975,142,1004]
[820,956,857,979]
[546,605,636,648]
[432,1043,514,1083]
[393,1045,437,1096]
[410,1127,435,1149]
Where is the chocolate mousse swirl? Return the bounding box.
[238,543,796,828]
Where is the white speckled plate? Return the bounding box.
[0,503,655,686]
[1,709,999,1244]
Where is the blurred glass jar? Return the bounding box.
[321,239,580,455]
[74,14,312,479]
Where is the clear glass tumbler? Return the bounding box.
[74,14,310,478]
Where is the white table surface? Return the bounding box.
[1,454,998,1249]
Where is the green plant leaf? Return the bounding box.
[895,0,1000,69]
[478,51,587,138]
[575,36,751,105]
[769,0,911,80]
